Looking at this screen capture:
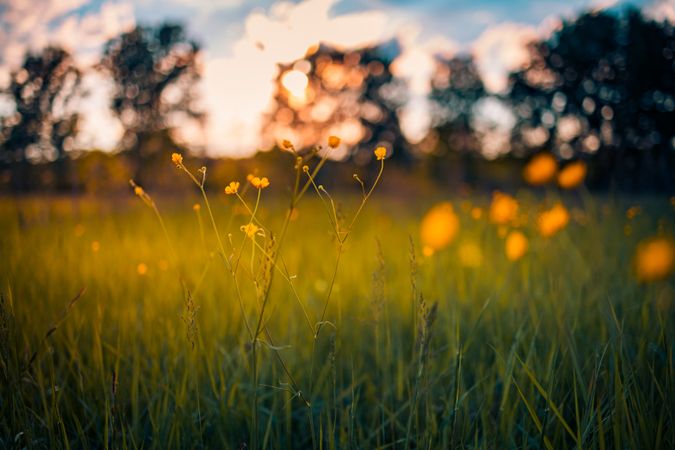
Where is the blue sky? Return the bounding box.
[0,0,670,156]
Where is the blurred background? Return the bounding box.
[0,0,673,194]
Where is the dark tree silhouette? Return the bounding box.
[507,8,675,190]
[262,40,412,165]
[426,55,486,183]
[0,46,81,191]
[100,22,203,181]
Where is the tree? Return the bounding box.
[100,22,203,181]
[425,55,486,183]
[507,8,675,190]
[0,46,81,191]
[262,40,412,165]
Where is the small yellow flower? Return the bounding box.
[374,146,387,161]
[137,263,148,276]
[224,181,240,195]
[558,161,587,189]
[247,173,254,182]
[470,207,482,220]
[420,202,460,252]
[281,139,294,150]
[302,165,309,173]
[626,206,641,220]
[538,203,570,237]
[523,153,557,186]
[134,186,144,197]
[328,135,341,148]
[458,241,482,268]
[505,231,528,261]
[634,237,674,282]
[250,176,270,189]
[91,241,100,253]
[171,152,183,166]
[489,191,518,225]
[241,223,260,238]
[193,203,201,211]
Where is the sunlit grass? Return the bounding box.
[0,185,672,449]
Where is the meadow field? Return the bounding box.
[0,156,673,450]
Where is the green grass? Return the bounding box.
[0,188,672,449]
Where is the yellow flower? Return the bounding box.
[224,181,240,195]
[498,225,508,238]
[489,192,518,225]
[458,241,482,268]
[241,223,260,238]
[247,173,254,182]
[137,263,148,276]
[281,139,294,150]
[523,153,557,186]
[250,176,270,189]
[626,206,641,220]
[470,207,483,220]
[505,231,528,261]
[328,135,341,148]
[171,152,183,166]
[558,161,587,189]
[91,241,100,253]
[134,186,144,197]
[193,203,201,211]
[634,237,674,282]
[420,202,460,252]
[538,203,570,237]
[374,146,387,161]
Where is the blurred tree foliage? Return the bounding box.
[425,55,486,184]
[1,9,673,193]
[262,41,412,165]
[99,22,203,183]
[0,46,81,191]
[508,9,675,190]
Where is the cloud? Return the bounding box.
[645,0,675,21]
[198,0,393,156]
[73,72,125,150]
[390,25,460,143]
[471,22,540,93]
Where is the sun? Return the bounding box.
[281,69,309,100]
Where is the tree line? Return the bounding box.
[0,7,673,192]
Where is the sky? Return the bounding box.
[0,0,672,157]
